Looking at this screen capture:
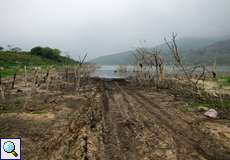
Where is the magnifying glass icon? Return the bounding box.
[3,141,18,157]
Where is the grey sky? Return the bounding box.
[0,0,230,59]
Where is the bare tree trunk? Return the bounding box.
[11,70,17,89]
[0,67,5,101]
[75,53,87,92]
[43,68,50,83]
[195,65,206,88]
[154,55,159,87]
[74,67,81,91]
[74,66,77,90]
[24,66,27,87]
[0,71,2,85]
[165,33,194,85]
[32,69,38,93]
[46,76,50,91]
[77,69,81,90]
[0,85,5,102]
[65,67,69,82]
[45,68,52,91]
[159,63,164,81]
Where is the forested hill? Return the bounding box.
[91,37,230,65]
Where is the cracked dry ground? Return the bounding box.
[1,80,230,160]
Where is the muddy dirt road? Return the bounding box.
[99,81,230,160]
[0,79,229,160]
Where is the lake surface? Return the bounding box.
[91,65,131,79]
[91,65,230,79]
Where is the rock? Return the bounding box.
[204,109,218,118]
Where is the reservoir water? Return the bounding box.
[91,65,230,79]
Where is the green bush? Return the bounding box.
[31,46,61,61]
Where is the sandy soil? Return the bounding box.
[0,79,229,160]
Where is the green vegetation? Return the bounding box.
[0,66,35,78]
[31,46,62,62]
[0,68,17,77]
[0,52,55,67]
[221,100,230,108]
[190,99,230,109]
[218,76,230,86]
[0,46,78,77]
[190,102,210,109]
[32,110,48,114]
[0,51,77,67]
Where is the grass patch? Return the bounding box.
[220,100,230,108]
[218,76,230,86]
[0,69,16,77]
[190,102,210,110]
[32,110,48,114]
[189,99,230,110]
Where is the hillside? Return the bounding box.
[0,48,78,68]
[91,37,229,65]
[187,39,230,65]
[90,51,134,65]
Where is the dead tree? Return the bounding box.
[0,85,5,102]
[153,49,162,85]
[165,33,209,89]
[153,53,159,85]
[134,48,164,87]
[0,73,5,102]
[135,48,146,72]
[45,67,54,91]
[152,49,164,87]
[0,71,1,85]
[165,33,197,88]
[65,66,69,82]
[133,48,147,85]
[164,33,191,82]
[32,68,38,93]
[24,66,27,87]
[43,68,50,83]
[11,70,17,89]
[158,56,164,81]
[74,53,87,91]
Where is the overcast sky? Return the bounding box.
[0,0,230,59]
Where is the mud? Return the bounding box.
[0,79,229,160]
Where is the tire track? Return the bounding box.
[132,90,230,160]
[100,80,229,160]
[101,81,126,160]
[125,88,214,160]
[114,82,178,160]
[114,82,212,160]
[112,92,138,160]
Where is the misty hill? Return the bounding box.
[91,37,230,65]
[187,39,230,65]
[90,51,134,65]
